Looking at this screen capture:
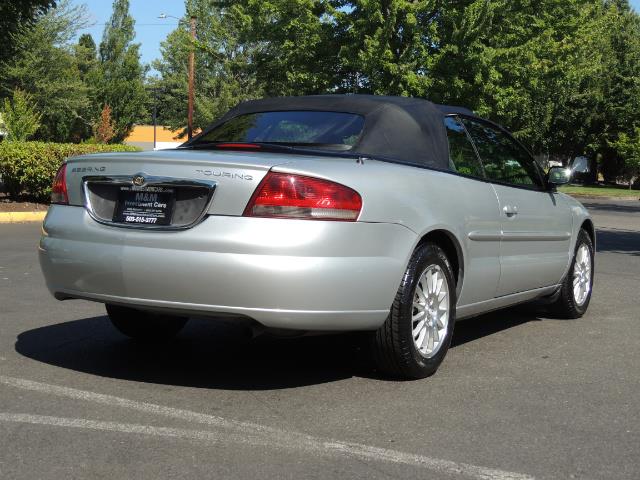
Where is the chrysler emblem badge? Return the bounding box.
[132,175,145,186]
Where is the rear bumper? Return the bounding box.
[39,206,416,330]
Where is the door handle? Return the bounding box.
[503,205,518,217]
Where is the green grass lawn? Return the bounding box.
[559,185,640,198]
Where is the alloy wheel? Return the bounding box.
[573,244,592,306]
[412,264,450,358]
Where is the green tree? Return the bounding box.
[611,128,640,188]
[97,0,148,142]
[154,0,262,136]
[1,0,92,142]
[72,33,101,140]
[333,0,439,96]
[421,0,640,179]
[76,33,98,79]
[428,1,604,156]
[595,2,640,181]
[224,0,336,96]
[0,0,56,65]
[1,89,42,141]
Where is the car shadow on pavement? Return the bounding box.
[450,304,545,348]
[15,305,548,389]
[596,229,640,256]
[15,315,364,389]
[582,201,640,214]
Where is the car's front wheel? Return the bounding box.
[371,242,456,379]
[106,304,188,341]
[550,229,594,318]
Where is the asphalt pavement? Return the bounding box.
[1,199,639,480]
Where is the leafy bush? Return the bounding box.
[1,89,42,141]
[0,141,140,201]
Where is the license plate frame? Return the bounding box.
[113,185,176,226]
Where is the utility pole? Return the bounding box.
[188,15,196,140]
[153,84,157,150]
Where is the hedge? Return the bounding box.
[0,141,141,201]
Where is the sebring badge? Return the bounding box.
[132,175,145,186]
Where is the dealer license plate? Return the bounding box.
[113,185,175,226]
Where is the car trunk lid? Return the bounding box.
[64,149,295,228]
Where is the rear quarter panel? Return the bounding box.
[274,158,503,306]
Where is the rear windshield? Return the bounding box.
[193,111,365,150]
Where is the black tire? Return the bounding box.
[371,242,456,379]
[106,304,188,341]
[550,229,594,319]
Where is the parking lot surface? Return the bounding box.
[1,199,639,480]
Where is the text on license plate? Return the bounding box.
[113,185,176,226]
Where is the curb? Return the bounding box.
[0,211,47,224]
[566,194,640,202]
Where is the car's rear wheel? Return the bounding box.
[371,242,456,379]
[550,229,594,318]
[106,304,188,340]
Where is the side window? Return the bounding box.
[462,118,543,190]
[444,116,484,178]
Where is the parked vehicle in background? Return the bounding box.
[39,95,594,379]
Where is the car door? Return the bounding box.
[443,116,502,306]
[462,118,573,296]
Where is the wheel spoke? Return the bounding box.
[426,272,433,294]
[415,285,427,305]
[413,320,426,337]
[435,277,443,296]
[420,327,430,350]
[416,326,427,347]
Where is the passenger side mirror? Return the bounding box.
[547,166,572,188]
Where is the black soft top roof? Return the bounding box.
[187,94,478,170]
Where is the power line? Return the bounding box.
[79,23,179,27]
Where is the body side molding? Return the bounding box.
[468,231,571,242]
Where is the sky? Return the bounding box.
[74,0,640,73]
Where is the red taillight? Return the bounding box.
[244,172,362,221]
[51,163,68,204]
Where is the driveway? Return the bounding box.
[1,199,638,480]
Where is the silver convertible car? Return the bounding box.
[39,95,594,379]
